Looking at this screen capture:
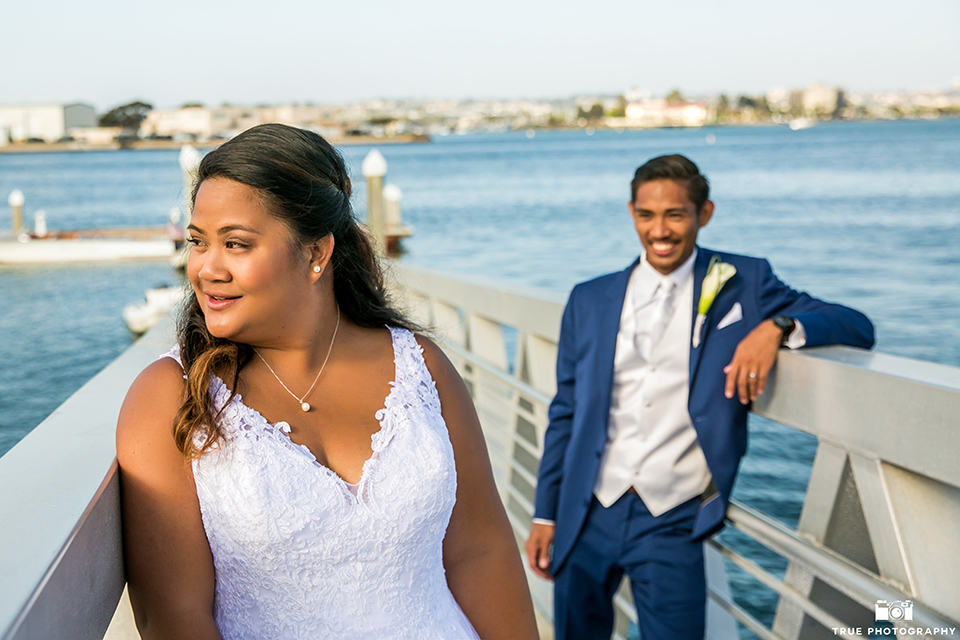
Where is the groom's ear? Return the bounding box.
[696,200,715,229]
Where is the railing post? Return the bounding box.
[361,149,387,255]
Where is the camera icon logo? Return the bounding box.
[875,599,914,622]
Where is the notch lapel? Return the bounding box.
[593,259,638,416]
[689,248,712,384]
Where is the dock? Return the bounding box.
[0,263,958,640]
[0,228,177,264]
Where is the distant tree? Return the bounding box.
[753,97,772,119]
[833,90,846,119]
[576,103,604,121]
[737,95,756,109]
[99,101,153,129]
[713,94,731,123]
[181,102,205,109]
[665,89,685,104]
[606,95,627,118]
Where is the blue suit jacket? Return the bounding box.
[533,247,875,572]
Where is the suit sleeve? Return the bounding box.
[756,259,875,349]
[533,286,579,521]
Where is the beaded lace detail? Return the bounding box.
[161,328,479,640]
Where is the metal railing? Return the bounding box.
[0,320,173,640]
[390,264,960,640]
[2,264,959,640]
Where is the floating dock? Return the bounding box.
[0,228,177,264]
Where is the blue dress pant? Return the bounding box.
[553,493,705,640]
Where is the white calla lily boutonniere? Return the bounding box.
[693,256,737,348]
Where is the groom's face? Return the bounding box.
[629,178,713,275]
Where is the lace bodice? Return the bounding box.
[162,328,479,640]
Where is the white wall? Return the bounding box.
[0,104,95,142]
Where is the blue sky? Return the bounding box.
[2,0,958,111]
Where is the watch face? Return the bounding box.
[774,316,795,334]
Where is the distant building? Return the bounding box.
[139,104,345,140]
[0,103,97,143]
[69,127,123,146]
[765,86,791,113]
[802,84,842,116]
[140,106,215,140]
[624,100,708,128]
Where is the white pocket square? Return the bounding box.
[717,302,743,330]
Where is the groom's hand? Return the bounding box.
[525,523,555,581]
[723,319,783,404]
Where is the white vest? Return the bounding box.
[593,259,712,517]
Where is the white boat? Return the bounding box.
[788,117,816,131]
[123,285,187,334]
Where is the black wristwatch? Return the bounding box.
[772,315,796,345]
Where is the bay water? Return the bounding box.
[1,119,958,634]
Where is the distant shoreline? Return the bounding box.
[0,133,431,155]
[2,117,956,155]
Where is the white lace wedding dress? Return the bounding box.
[162,327,481,640]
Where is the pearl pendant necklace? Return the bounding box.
[255,306,340,413]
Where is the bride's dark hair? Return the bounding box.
[173,123,415,458]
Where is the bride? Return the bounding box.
[116,124,538,639]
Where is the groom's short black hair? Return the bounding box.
[631,154,710,212]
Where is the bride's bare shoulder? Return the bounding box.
[116,356,187,463]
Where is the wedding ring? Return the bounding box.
[748,372,758,379]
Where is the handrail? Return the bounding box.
[706,538,849,632]
[724,501,956,630]
[0,317,174,640]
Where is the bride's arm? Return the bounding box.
[419,337,539,640]
[116,358,223,640]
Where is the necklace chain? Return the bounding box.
[254,306,340,412]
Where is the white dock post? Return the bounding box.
[383,183,403,231]
[178,145,202,223]
[33,210,47,238]
[8,189,24,233]
[361,149,387,255]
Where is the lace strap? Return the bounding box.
[159,344,187,379]
[388,327,422,384]
[387,327,442,406]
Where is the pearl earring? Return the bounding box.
[313,265,321,273]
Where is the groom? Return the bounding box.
[525,154,874,640]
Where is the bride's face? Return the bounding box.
[187,178,311,344]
